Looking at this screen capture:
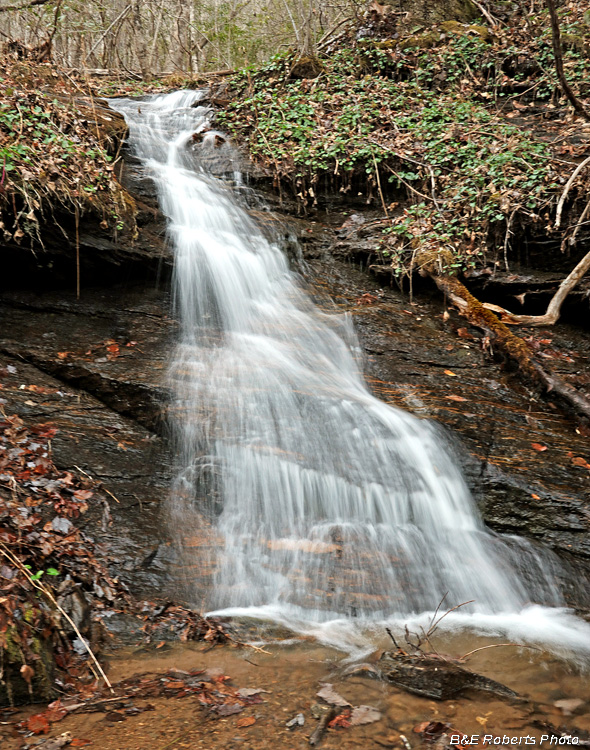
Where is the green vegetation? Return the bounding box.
[217,40,561,277]
[0,57,134,246]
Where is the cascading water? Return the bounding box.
[113,91,590,653]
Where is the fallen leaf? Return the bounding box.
[286,713,305,729]
[317,684,351,707]
[350,705,381,726]
[236,716,256,727]
[446,395,467,402]
[414,721,451,737]
[329,711,351,728]
[531,493,540,500]
[27,713,51,734]
[236,687,268,698]
[73,489,93,501]
[104,711,126,722]
[356,293,378,306]
[456,327,473,339]
[571,456,590,470]
[444,370,458,377]
[46,701,68,723]
[531,443,548,452]
[71,740,93,747]
[214,703,244,716]
[57,352,69,359]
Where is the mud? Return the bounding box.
[2,631,589,750]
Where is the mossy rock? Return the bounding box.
[399,31,440,50]
[439,20,493,41]
[0,626,56,707]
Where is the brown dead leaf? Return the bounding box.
[317,684,351,707]
[73,489,93,501]
[329,711,351,728]
[350,705,381,726]
[236,716,256,728]
[446,395,467,402]
[57,352,69,359]
[531,443,547,452]
[444,370,458,377]
[27,712,51,734]
[571,456,590,470]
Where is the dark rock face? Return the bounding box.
[0,285,176,602]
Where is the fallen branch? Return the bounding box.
[309,707,336,747]
[568,196,590,247]
[480,246,590,326]
[422,266,590,420]
[472,1,499,28]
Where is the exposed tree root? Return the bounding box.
[425,271,590,421]
[480,248,590,326]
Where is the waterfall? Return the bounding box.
[112,91,589,652]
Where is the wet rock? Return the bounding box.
[378,652,520,701]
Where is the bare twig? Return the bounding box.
[569,196,590,247]
[372,150,388,218]
[86,4,132,61]
[309,707,336,747]
[459,643,541,661]
[472,0,499,27]
[74,465,120,503]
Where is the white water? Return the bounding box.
[113,91,590,655]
